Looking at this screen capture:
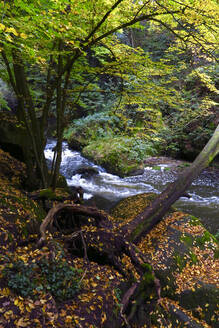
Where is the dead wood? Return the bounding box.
[37,203,112,247]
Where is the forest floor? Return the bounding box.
[0,148,218,328]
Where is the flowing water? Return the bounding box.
[45,140,219,234]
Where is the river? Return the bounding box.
[45,139,219,235]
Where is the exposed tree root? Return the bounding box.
[37,203,112,247]
[37,202,161,327]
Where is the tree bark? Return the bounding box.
[122,124,219,243]
[11,49,49,188]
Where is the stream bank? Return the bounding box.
[45,139,219,235]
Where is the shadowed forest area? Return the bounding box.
[0,1,218,327]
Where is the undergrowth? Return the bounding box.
[2,251,82,301]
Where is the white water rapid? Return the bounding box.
[45,139,219,234]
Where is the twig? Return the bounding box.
[80,230,89,263]
[120,312,131,328]
[78,268,88,286]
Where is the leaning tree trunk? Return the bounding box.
[123,124,219,244]
[37,124,218,327]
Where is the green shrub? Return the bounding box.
[3,254,81,301]
[129,138,158,162]
[38,259,81,301]
[82,135,158,176]
[64,111,124,142]
[3,260,36,297]
[154,105,217,159]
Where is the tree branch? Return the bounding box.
[1,49,18,94]
[87,9,184,47]
[84,0,124,42]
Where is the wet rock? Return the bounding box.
[85,194,119,212]
[128,168,145,176]
[143,156,189,168]
[73,166,99,178]
[68,135,87,151]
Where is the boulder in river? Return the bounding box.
[72,165,99,178]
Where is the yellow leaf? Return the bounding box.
[2,288,10,296]
[65,316,72,323]
[97,296,102,302]
[60,309,66,316]
[6,35,13,42]
[25,305,31,312]
[0,23,5,31]
[4,310,13,319]
[101,312,106,324]
[91,282,98,288]
[20,33,27,39]
[17,318,30,327]
[27,302,35,309]
[14,299,19,306]
[6,27,18,36]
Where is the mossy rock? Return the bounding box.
[38,187,69,200]
[111,193,157,223]
[81,137,145,177]
[68,134,88,151]
[47,172,68,188]
[112,193,219,327]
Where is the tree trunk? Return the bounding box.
[11,49,49,188]
[51,50,73,190]
[123,124,219,243]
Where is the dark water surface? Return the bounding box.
[45,140,219,234]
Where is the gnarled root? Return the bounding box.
[37,203,112,247]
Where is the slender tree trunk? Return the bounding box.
[11,49,48,188]
[51,54,73,190]
[123,124,219,243]
[51,41,63,190]
[40,41,57,140]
